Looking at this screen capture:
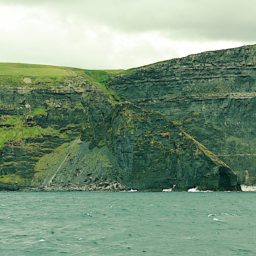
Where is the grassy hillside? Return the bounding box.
[0,63,131,102]
[0,63,128,89]
[0,63,76,76]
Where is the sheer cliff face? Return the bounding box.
[109,44,256,185]
[1,45,254,191]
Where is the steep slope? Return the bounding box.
[109,44,256,185]
[0,64,123,190]
[0,49,244,191]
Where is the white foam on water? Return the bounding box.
[163,185,176,192]
[128,189,137,192]
[162,188,173,192]
[213,218,224,222]
[86,213,92,217]
[241,185,256,192]
[188,187,213,192]
[188,187,200,192]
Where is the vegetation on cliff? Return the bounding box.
[2,44,255,191]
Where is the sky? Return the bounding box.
[0,0,255,69]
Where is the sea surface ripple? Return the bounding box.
[0,192,255,256]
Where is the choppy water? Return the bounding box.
[0,192,255,256]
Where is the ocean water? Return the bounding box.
[0,192,255,256]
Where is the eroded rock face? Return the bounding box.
[77,87,239,191]
[1,45,253,191]
[109,44,256,187]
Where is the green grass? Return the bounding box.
[0,63,80,87]
[0,63,129,85]
[0,174,28,186]
[30,107,47,116]
[33,142,71,185]
[0,126,58,149]
[0,63,77,77]
[0,115,23,126]
[83,69,129,85]
[0,114,58,149]
[83,69,132,102]
[0,63,130,101]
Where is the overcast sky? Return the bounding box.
[0,0,255,69]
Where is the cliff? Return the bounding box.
[1,44,254,191]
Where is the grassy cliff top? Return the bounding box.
[0,63,80,88]
[2,44,255,87]
[0,63,77,77]
[0,63,129,89]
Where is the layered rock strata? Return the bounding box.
[2,45,254,191]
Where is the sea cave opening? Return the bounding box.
[218,167,232,190]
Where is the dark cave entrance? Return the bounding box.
[218,167,232,190]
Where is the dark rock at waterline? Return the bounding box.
[0,182,20,191]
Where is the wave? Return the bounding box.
[241,185,256,192]
[187,187,213,193]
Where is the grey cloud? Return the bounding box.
[0,0,254,69]
[1,0,256,41]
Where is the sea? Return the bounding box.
[0,191,255,256]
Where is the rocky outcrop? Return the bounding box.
[109,44,256,186]
[1,45,254,191]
